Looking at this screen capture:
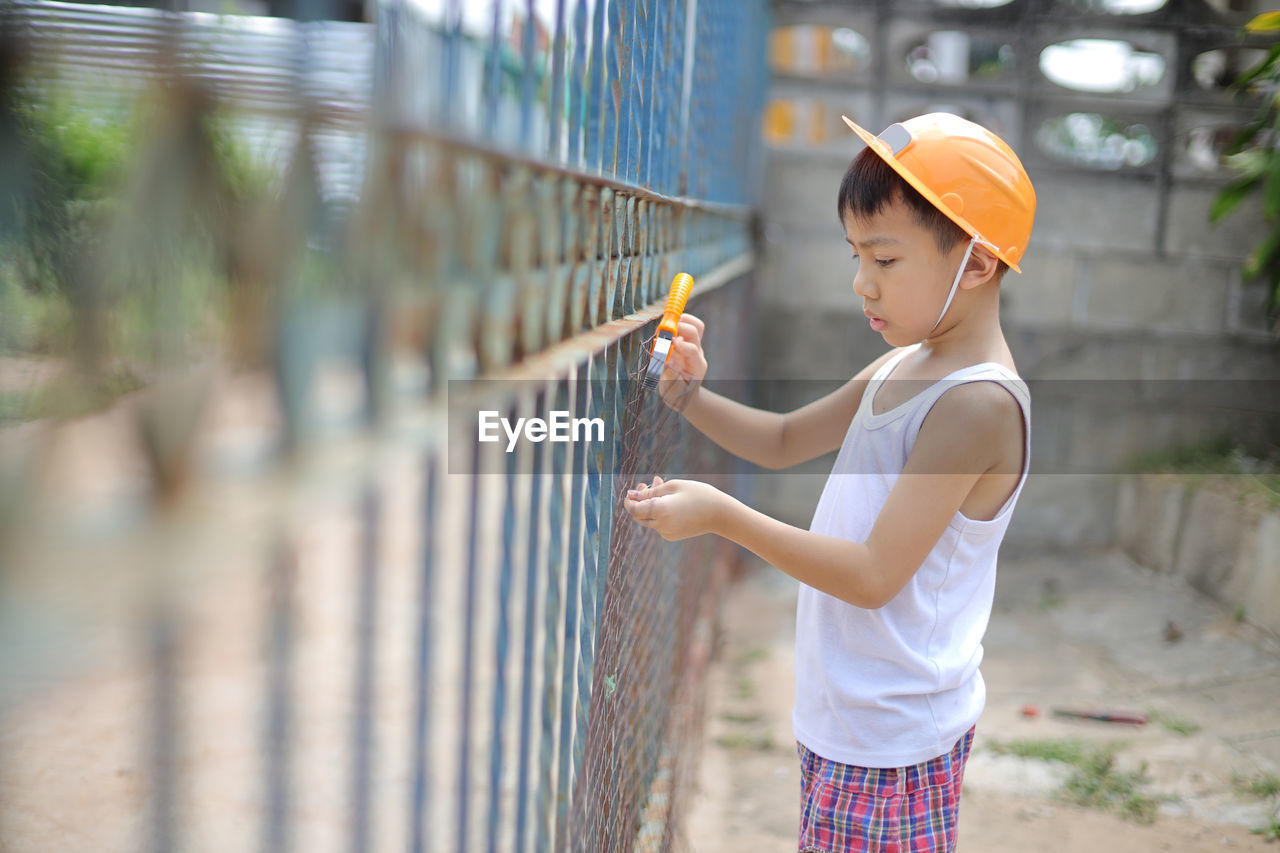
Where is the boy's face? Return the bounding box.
[842,195,965,346]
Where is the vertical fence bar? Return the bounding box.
[408,456,438,853]
[553,369,587,852]
[586,0,609,175]
[149,604,177,853]
[678,0,697,196]
[263,538,294,853]
[668,0,684,196]
[519,0,537,149]
[605,0,625,177]
[441,0,462,126]
[567,0,588,168]
[565,361,593,845]
[487,406,519,853]
[552,502,586,845]
[547,0,568,160]
[577,354,605,687]
[514,397,547,852]
[350,485,381,853]
[484,0,505,138]
[457,441,484,853]
[642,0,662,189]
[623,0,643,184]
[536,380,568,852]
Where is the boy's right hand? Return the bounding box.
[666,313,708,382]
[658,313,708,406]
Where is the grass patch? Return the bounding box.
[714,731,774,752]
[0,367,145,424]
[725,645,767,702]
[732,646,768,667]
[719,710,765,725]
[1061,750,1167,824]
[987,738,1172,824]
[1252,816,1280,842]
[1146,710,1202,737]
[1130,436,1280,510]
[1037,591,1064,611]
[988,737,1091,765]
[1233,772,1280,800]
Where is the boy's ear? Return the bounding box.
[960,244,1001,289]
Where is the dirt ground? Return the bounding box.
[684,551,1280,853]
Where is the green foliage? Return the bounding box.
[1233,771,1280,800]
[988,737,1091,765]
[1,85,279,364]
[1235,768,1280,844]
[0,366,144,425]
[1252,816,1280,841]
[0,263,72,353]
[1212,19,1280,333]
[713,731,775,752]
[1145,709,1201,737]
[1129,435,1280,509]
[1060,751,1166,825]
[987,738,1173,825]
[3,93,132,301]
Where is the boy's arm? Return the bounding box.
[627,382,1022,608]
[668,315,901,469]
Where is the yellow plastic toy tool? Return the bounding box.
[643,272,694,390]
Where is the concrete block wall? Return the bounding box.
[1013,183,1272,338]
[752,0,1280,541]
[1117,476,1280,637]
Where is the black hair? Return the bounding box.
[837,147,1008,276]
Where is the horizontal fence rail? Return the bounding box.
[0,1,768,852]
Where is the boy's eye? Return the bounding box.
[850,253,893,268]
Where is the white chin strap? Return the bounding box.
[929,235,979,334]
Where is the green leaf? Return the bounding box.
[1233,43,1280,91]
[1243,228,1280,281]
[1245,11,1280,32]
[1211,175,1262,223]
[1224,115,1268,157]
[1224,150,1269,180]
[1266,147,1280,220]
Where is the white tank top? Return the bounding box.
[792,345,1031,768]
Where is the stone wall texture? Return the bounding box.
[1117,476,1280,636]
[753,0,1280,551]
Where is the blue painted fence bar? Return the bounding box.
[0,0,767,851]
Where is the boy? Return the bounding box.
[623,113,1035,852]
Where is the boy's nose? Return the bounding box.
[852,268,877,300]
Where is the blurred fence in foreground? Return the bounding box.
[0,0,768,850]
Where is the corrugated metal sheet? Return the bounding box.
[14,0,374,202]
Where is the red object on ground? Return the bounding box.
[1020,703,1040,718]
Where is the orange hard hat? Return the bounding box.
[841,113,1036,273]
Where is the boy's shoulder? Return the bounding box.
[912,365,1026,482]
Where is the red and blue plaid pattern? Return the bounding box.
[796,727,975,853]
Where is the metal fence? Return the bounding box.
[0,1,768,851]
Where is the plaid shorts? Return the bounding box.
[796,727,975,853]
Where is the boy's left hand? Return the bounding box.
[623,476,729,541]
